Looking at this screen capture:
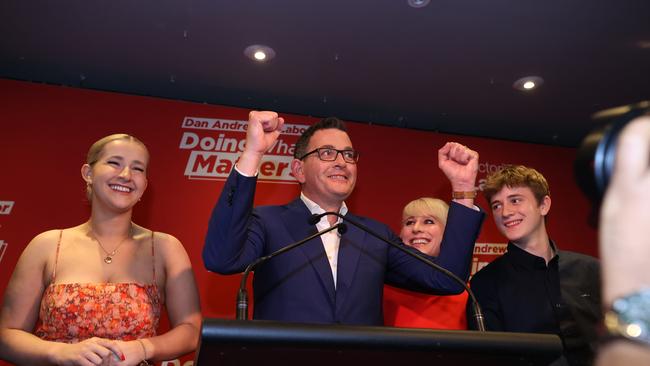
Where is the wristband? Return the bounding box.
[452,191,477,199]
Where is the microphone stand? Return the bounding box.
[236,222,347,320]
[311,212,487,331]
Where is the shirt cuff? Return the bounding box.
[234,164,258,177]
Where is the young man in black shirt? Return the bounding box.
[468,165,601,366]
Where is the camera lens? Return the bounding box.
[575,101,650,202]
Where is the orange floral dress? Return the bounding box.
[34,231,162,343]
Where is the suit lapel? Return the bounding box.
[282,199,336,304]
[335,214,364,313]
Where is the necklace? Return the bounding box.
[91,226,133,264]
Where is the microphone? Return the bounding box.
[236,219,348,320]
[310,211,487,332]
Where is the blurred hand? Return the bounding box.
[599,116,650,304]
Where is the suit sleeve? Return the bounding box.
[202,169,265,274]
[385,202,485,295]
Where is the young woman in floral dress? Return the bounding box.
[0,134,201,366]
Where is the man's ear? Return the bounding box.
[81,164,92,183]
[540,195,551,216]
[291,159,306,183]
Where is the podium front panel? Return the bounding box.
[195,318,563,366]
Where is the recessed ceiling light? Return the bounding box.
[408,0,430,8]
[244,44,276,62]
[523,81,536,89]
[513,76,544,92]
[637,40,650,49]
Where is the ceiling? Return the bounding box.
[2,1,649,147]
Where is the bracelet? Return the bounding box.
[136,339,152,366]
[601,288,650,346]
[452,191,477,199]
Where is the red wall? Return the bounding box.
[0,79,598,365]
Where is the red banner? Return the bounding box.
[0,79,597,365]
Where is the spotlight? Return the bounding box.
[513,76,544,91]
[244,45,276,62]
[408,0,430,8]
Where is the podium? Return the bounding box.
[195,318,563,366]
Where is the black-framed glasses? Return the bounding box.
[299,147,360,164]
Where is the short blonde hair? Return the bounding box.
[402,197,449,228]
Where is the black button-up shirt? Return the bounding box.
[467,242,601,366]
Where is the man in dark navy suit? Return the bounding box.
[203,110,484,325]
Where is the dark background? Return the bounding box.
[2,0,649,146]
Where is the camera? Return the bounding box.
[575,100,650,203]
